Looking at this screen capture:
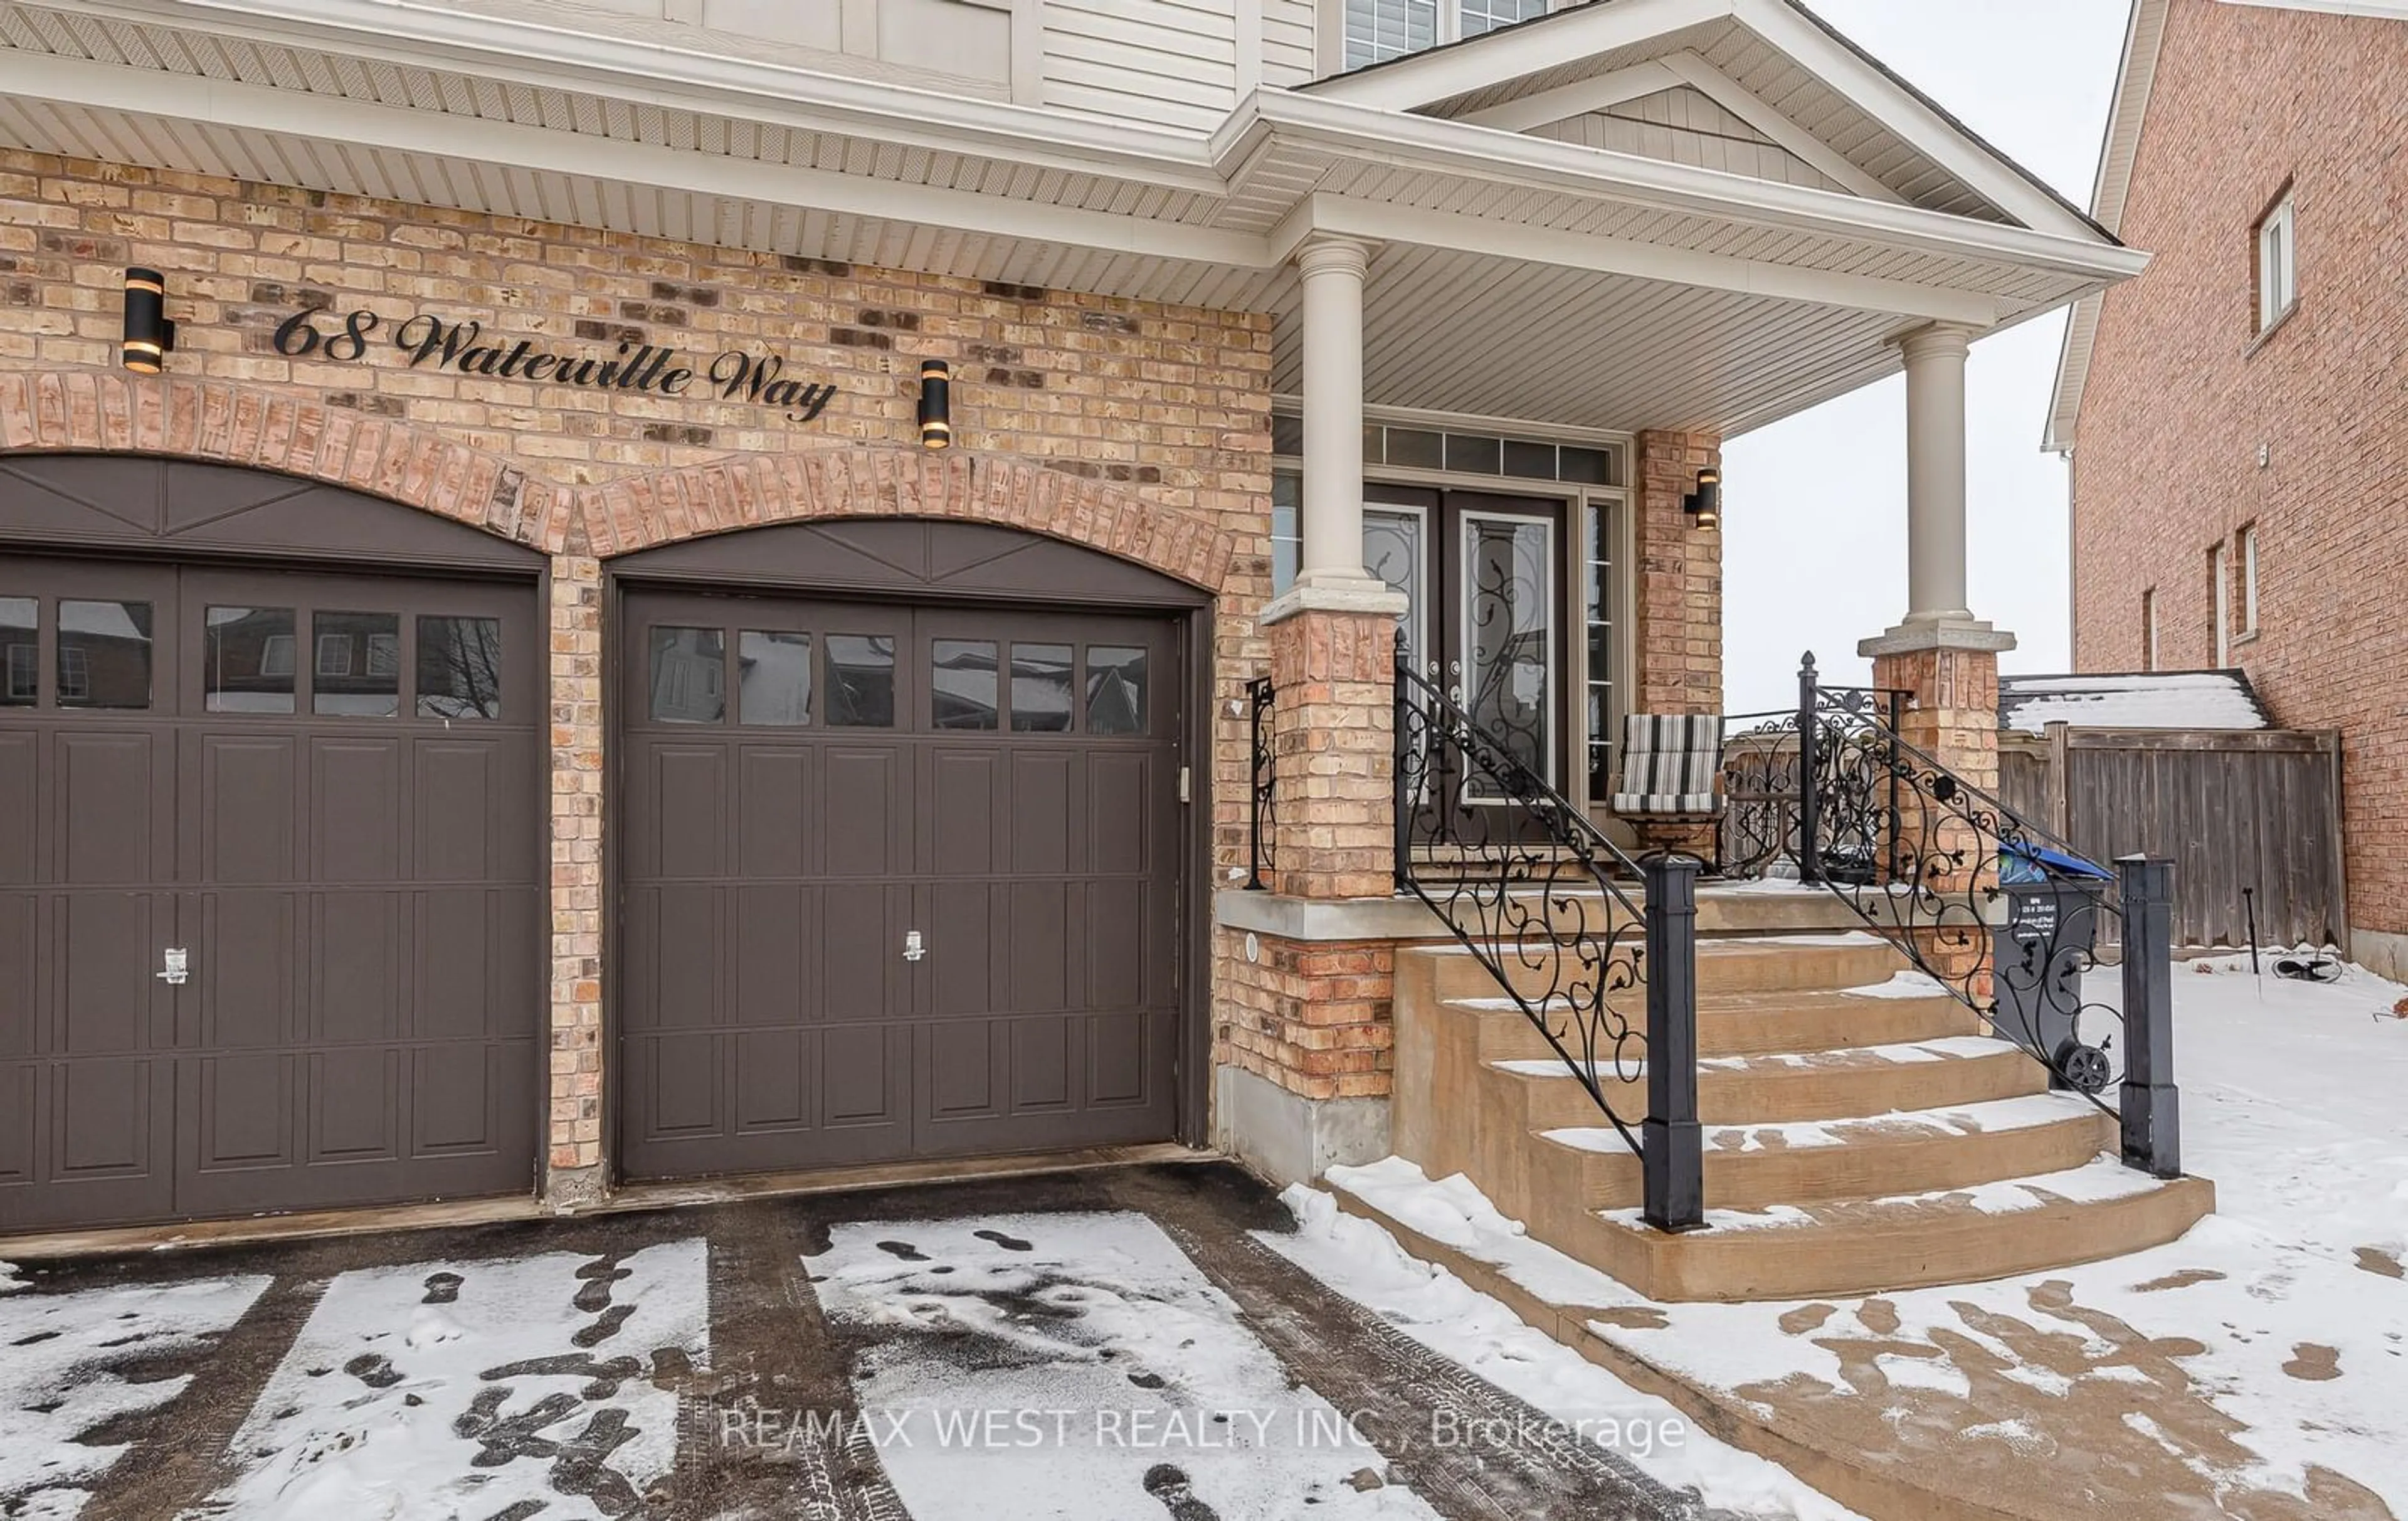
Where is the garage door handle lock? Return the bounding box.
[903,930,926,963]
[157,947,189,986]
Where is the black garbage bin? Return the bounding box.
[1992,848,2114,1092]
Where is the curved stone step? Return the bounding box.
[1482,1034,2049,1129]
[1529,1095,2118,1212]
[1574,1158,2216,1302]
[1458,987,1980,1063]
[1416,932,1911,1002]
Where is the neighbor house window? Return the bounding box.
[2239,524,2259,636]
[1341,0,1548,67]
[1344,0,1435,65]
[1459,0,1548,37]
[2256,192,2296,333]
[2141,588,2158,672]
[2210,542,2231,666]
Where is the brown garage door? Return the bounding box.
[618,589,1183,1180]
[0,553,541,1232]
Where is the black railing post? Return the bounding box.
[1795,651,1822,884]
[1393,652,1413,890]
[2118,854,2181,1178]
[1642,852,1705,1233]
[1247,676,1275,891]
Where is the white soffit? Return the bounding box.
[0,0,2143,436]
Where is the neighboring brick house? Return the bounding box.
[2048,0,2408,974]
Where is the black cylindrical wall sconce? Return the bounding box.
[122,268,176,374]
[1683,467,1721,532]
[917,359,951,450]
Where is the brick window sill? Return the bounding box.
[2244,302,2301,359]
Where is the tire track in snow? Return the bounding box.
[1109,1167,1736,1521]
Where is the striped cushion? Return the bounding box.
[1612,713,1725,817]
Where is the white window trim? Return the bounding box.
[2239,525,2259,636]
[2211,542,2231,667]
[2256,194,2296,334]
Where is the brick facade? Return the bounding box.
[0,145,1737,1196]
[0,148,1278,1196]
[1216,931,1397,1103]
[2067,1,2408,960]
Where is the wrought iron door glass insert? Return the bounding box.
[1247,675,1275,891]
[1459,512,1554,802]
[1396,656,1649,1155]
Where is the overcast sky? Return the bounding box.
[1718,0,2129,712]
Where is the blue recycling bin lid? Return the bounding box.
[1999,841,2113,882]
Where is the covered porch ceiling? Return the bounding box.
[0,0,2145,438]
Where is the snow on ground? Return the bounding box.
[0,1261,24,1293]
[1260,1189,1869,1521]
[806,1210,1440,1521]
[1306,954,2408,1514]
[0,1273,269,1519]
[191,1239,707,1521]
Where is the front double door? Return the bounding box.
[616,591,1184,1182]
[1365,487,1567,839]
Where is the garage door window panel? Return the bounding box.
[827,635,897,727]
[60,599,154,710]
[1,596,33,705]
[1010,644,1074,733]
[737,631,812,727]
[648,626,727,725]
[932,639,999,730]
[1086,646,1148,735]
[314,612,401,718]
[206,606,296,713]
[418,615,505,720]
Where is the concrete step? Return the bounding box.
[1528,1094,2118,1213]
[1414,933,1909,1003]
[1457,987,1980,1063]
[1400,882,1875,940]
[1573,1159,2216,1302]
[1479,1034,2048,1130]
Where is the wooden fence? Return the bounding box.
[1997,727,2347,952]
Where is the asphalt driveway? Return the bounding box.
[0,1162,1729,1521]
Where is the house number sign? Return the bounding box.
[272,308,839,424]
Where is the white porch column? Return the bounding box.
[1264,234,1400,622]
[1862,321,2012,658]
[1903,322,1973,624]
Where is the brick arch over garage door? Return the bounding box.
[582,450,1241,594]
[0,372,578,554]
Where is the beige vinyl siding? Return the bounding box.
[1262,0,1318,87]
[1043,0,1241,132]
[1527,85,1849,194]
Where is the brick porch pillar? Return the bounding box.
[1267,607,1401,902]
[1631,428,1723,858]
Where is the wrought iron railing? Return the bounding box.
[1395,656,1706,1228]
[1727,651,2182,1177]
[1247,676,1275,891]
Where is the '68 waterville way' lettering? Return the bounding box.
[272,307,838,424]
